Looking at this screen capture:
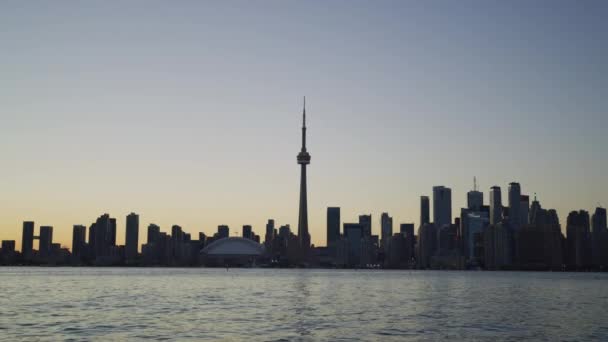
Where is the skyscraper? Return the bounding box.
[297,97,311,250]
[508,182,522,230]
[265,219,275,248]
[72,225,86,259]
[21,221,34,259]
[380,213,393,249]
[125,213,139,262]
[420,196,430,226]
[359,214,372,237]
[147,224,160,244]
[242,225,253,239]
[217,225,229,239]
[467,177,483,211]
[489,186,502,225]
[39,226,53,258]
[520,195,530,226]
[327,207,340,247]
[433,186,452,228]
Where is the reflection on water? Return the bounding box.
[0,268,607,341]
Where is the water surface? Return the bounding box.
[1,268,607,341]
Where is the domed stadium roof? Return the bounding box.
[201,237,265,256]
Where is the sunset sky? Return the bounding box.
[1,1,607,250]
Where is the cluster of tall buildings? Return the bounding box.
[320,182,608,271]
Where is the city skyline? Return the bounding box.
[2,1,607,250]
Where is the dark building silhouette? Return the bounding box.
[297,98,311,251]
[489,186,502,225]
[508,182,522,230]
[433,186,452,228]
[327,207,340,247]
[417,223,437,269]
[591,207,607,268]
[147,224,160,244]
[217,225,229,239]
[380,213,393,251]
[21,221,34,260]
[344,223,363,267]
[264,219,275,249]
[92,214,115,260]
[242,225,253,240]
[39,226,53,258]
[71,225,86,259]
[125,213,139,262]
[420,196,430,226]
[566,210,591,270]
[400,223,415,261]
[359,214,372,238]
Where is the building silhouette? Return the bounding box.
[71,225,86,260]
[326,207,340,247]
[21,221,34,260]
[433,186,452,228]
[125,213,139,262]
[380,213,393,251]
[489,186,502,225]
[39,226,53,258]
[420,196,430,226]
[358,214,372,238]
[508,182,522,230]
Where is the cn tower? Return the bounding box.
[297,97,311,250]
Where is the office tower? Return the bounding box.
[467,178,483,211]
[297,97,311,250]
[39,226,53,257]
[417,223,437,269]
[566,210,591,269]
[380,213,393,250]
[520,195,530,226]
[242,225,253,239]
[1,240,16,253]
[344,223,363,267]
[359,214,372,237]
[463,212,489,261]
[147,224,161,244]
[72,225,87,259]
[265,219,275,248]
[21,221,34,259]
[172,225,183,241]
[420,196,430,226]
[433,186,452,228]
[591,207,607,267]
[327,207,340,247]
[218,225,229,239]
[508,182,522,230]
[109,218,117,247]
[93,214,114,258]
[400,223,415,259]
[125,213,139,261]
[489,186,502,225]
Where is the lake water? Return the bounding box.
[0,268,607,341]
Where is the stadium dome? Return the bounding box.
[200,237,266,267]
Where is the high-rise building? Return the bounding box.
[265,219,275,249]
[591,207,607,267]
[147,224,161,244]
[420,196,430,226]
[508,182,522,230]
[489,186,502,225]
[417,223,437,269]
[297,97,311,250]
[520,195,530,226]
[327,207,340,247]
[467,178,483,211]
[93,214,115,259]
[380,213,393,250]
[433,186,452,228]
[217,225,229,239]
[39,226,53,258]
[359,214,372,238]
[344,223,363,267]
[242,225,253,239]
[566,210,591,269]
[400,223,415,259]
[21,221,34,259]
[72,225,87,259]
[125,213,139,261]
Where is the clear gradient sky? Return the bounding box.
[1,1,607,251]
